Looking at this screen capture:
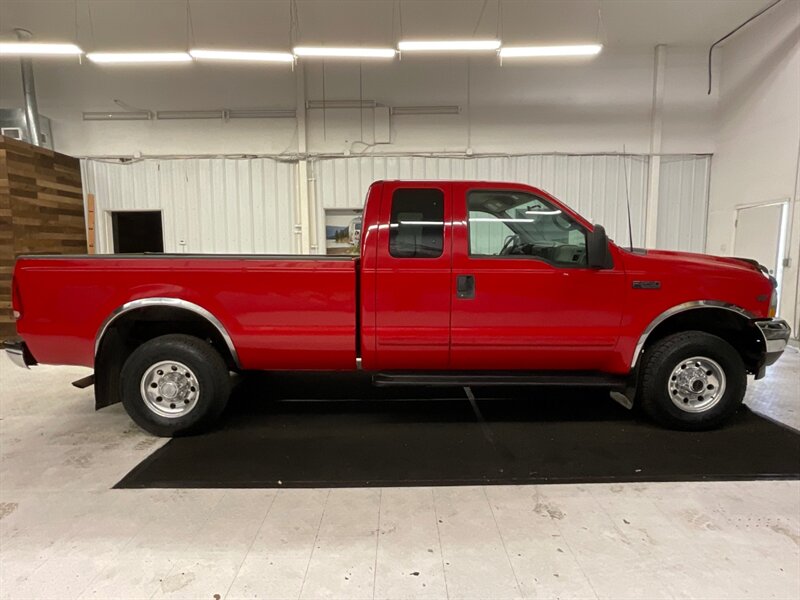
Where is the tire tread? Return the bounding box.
[639,330,746,430]
[120,334,230,437]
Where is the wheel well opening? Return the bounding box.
[97,306,238,371]
[642,308,764,374]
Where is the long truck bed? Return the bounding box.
[13,254,359,370]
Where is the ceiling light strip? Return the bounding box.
[0,42,83,56]
[499,44,603,58]
[398,40,500,52]
[190,49,294,63]
[87,52,192,64]
[293,47,396,59]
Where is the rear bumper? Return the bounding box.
[754,319,791,377]
[2,338,36,369]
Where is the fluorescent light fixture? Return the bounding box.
[398,40,500,52]
[499,44,603,58]
[228,108,296,119]
[83,111,151,121]
[293,47,395,59]
[189,49,294,63]
[87,52,192,64]
[391,105,460,116]
[0,42,83,56]
[157,110,224,120]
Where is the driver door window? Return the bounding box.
[467,190,587,267]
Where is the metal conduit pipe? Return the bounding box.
[14,28,42,147]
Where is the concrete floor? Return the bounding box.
[1,349,798,600]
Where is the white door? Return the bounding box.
[734,203,784,277]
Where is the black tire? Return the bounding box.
[120,334,231,437]
[638,331,746,430]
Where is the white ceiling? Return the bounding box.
[0,0,780,51]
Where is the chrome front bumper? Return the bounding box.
[754,319,791,376]
[756,318,791,353]
[2,338,36,369]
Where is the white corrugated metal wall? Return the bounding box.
[81,158,297,254]
[656,155,711,252]
[312,154,710,252]
[81,153,710,256]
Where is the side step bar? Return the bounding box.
[373,372,628,390]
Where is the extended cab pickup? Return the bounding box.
[5,180,791,436]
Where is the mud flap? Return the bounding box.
[94,329,124,410]
[609,391,634,410]
[609,367,639,410]
[71,375,95,389]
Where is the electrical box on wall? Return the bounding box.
[0,108,54,149]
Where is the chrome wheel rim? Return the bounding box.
[668,356,726,413]
[140,360,200,419]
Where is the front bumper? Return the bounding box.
[754,319,791,377]
[2,338,36,369]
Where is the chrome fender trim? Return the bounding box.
[631,300,755,368]
[94,297,240,367]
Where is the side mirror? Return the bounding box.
[587,224,613,269]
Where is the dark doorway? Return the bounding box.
[111,211,164,253]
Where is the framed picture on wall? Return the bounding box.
[325,209,363,255]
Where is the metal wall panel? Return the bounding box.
[81,153,708,256]
[81,158,297,254]
[312,154,652,250]
[657,155,711,252]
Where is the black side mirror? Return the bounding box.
[587,224,613,269]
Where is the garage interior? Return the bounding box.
[1,1,799,599]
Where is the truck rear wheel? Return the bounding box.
[638,331,746,430]
[120,334,231,437]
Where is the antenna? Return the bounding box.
[621,145,634,251]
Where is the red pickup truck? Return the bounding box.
[5,180,790,436]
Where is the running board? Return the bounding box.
[373,372,627,390]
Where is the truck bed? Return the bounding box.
[14,254,358,370]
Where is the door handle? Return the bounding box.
[456,275,475,299]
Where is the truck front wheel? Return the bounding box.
[638,331,746,430]
[120,334,231,437]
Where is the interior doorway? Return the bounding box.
[733,200,788,310]
[111,211,164,254]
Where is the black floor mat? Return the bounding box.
[115,372,800,489]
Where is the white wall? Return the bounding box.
[0,46,717,157]
[82,158,298,254]
[81,152,710,256]
[301,47,717,156]
[657,155,711,252]
[707,0,800,334]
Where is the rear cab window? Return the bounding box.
[389,188,445,258]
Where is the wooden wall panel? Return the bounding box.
[0,136,86,340]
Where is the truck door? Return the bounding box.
[449,182,625,371]
[373,182,452,370]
